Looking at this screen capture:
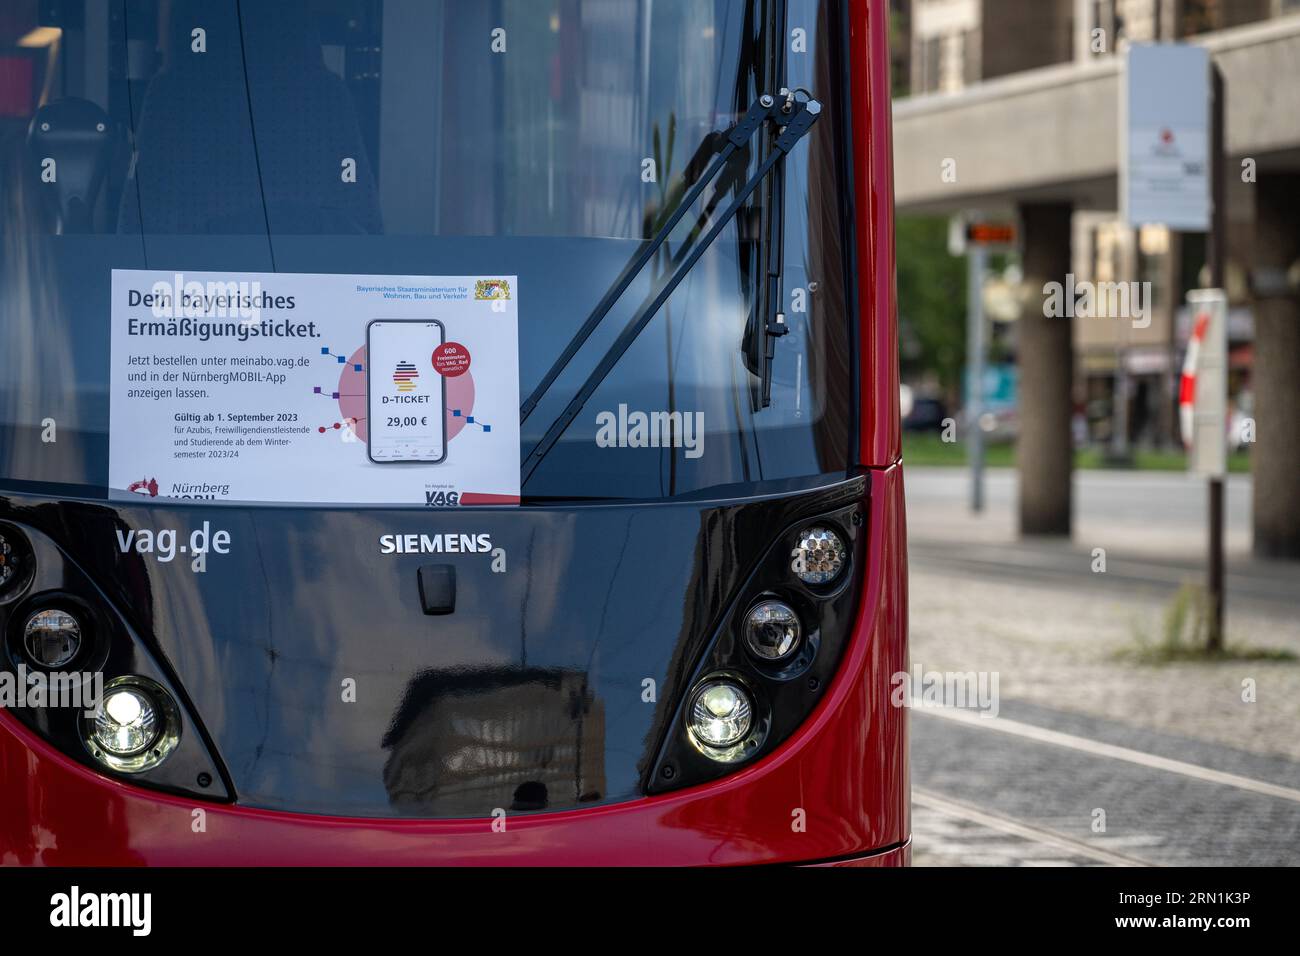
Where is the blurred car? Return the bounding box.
[903,395,950,432]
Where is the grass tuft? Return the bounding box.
[1117,582,1297,664]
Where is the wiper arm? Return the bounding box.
[757,87,801,409]
[521,92,820,484]
[520,95,773,423]
[752,0,791,410]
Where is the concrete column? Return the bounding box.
[1252,174,1300,560]
[1074,0,1094,62]
[1017,202,1075,537]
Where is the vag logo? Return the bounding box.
[425,490,460,507]
[50,886,151,936]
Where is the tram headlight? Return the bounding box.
[0,527,31,598]
[743,600,801,661]
[792,526,846,585]
[22,608,83,668]
[687,678,754,761]
[0,531,19,592]
[83,676,181,773]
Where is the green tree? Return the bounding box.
[895,216,966,398]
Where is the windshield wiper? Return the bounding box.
[521,90,820,484]
[747,0,791,410]
[521,95,771,423]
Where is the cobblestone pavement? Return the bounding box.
[904,467,1300,866]
[908,562,1300,762]
[911,799,1120,867]
[910,700,1300,866]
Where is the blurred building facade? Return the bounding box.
[893,0,1300,556]
[911,0,1299,96]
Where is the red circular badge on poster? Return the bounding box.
[433,342,470,377]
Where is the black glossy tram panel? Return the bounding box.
[0,475,865,817]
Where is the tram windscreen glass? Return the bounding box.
[0,0,854,502]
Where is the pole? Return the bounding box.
[1108,228,1138,465]
[1207,480,1225,651]
[967,245,987,513]
[1206,63,1226,652]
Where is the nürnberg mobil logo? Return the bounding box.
[127,477,160,497]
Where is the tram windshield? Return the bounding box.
[0,0,856,502]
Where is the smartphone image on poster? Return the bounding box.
[366,319,447,464]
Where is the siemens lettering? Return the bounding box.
[379,533,492,554]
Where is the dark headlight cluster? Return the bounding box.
[0,520,226,796]
[650,503,860,793]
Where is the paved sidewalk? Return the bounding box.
[904,466,1300,865]
[906,467,1298,605]
[905,467,1300,760]
[906,467,1257,557]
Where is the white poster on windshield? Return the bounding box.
[109,270,519,506]
[1122,43,1211,232]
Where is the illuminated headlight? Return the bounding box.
[23,608,82,668]
[98,688,156,753]
[744,600,801,661]
[687,679,753,760]
[792,526,846,585]
[83,677,180,773]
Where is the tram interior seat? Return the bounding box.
[118,1,381,236]
[25,96,118,234]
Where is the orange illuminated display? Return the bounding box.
[966,223,1018,245]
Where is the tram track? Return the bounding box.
[910,703,1300,866]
